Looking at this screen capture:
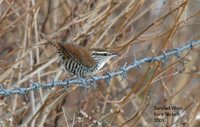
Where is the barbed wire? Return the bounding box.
[0,40,199,96]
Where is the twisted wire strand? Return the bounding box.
[0,40,199,96]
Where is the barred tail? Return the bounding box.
[39,32,59,48]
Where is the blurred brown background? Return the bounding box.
[0,0,200,126]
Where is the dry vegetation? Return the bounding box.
[0,0,200,126]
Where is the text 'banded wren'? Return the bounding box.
[41,33,117,76]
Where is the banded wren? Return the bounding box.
[41,33,117,76]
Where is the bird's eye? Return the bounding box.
[103,53,108,56]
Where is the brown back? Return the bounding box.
[58,43,97,68]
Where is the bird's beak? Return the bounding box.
[111,53,119,58]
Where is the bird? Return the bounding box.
[40,33,117,76]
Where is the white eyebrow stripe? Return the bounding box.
[92,51,111,55]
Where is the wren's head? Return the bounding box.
[91,50,117,71]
